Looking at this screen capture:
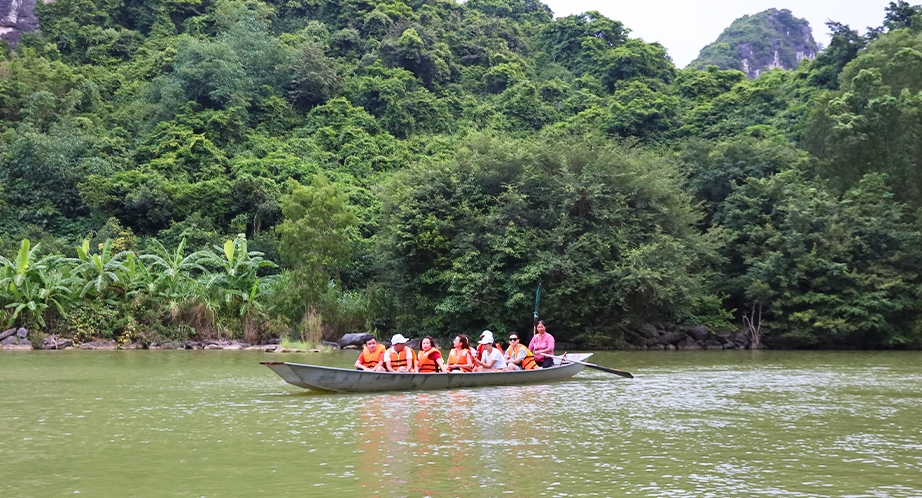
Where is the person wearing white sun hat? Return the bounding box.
[383,334,416,372]
[476,329,502,362]
[474,335,507,371]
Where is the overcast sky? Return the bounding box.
[540,0,896,67]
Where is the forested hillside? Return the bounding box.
[1,0,921,349]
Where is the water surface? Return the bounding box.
[1,350,919,497]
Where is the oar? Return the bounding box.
[532,282,542,342]
[549,354,634,379]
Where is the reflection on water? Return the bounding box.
[0,350,920,497]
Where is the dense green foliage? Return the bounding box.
[378,134,724,344]
[1,0,921,348]
[690,9,818,78]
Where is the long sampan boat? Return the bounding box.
[261,354,591,393]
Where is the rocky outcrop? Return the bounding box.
[79,340,118,350]
[40,335,73,349]
[0,0,43,46]
[690,9,818,79]
[0,329,12,341]
[626,324,757,351]
[0,327,32,349]
[339,332,373,349]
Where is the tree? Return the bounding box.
[879,1,922,34]
[539,11,628,78]
[605,81,678,140]
[275,174,357,315]
[806,31,922,208]
[0,123,101,231]
[278,174,357,274]
[377,134,721,342]
[716,171,922,347]
[804,22,867,89]
[680,136,812,228]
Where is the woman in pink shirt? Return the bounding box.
[528,320,555,368]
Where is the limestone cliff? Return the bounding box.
[0,0,41,46]
[689,8,818,79]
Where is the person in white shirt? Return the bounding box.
[474,336,506,371]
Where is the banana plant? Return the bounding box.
[198,235,277,316]
[4,268,75,327]
[73,239,132,298]
[0,240,78,327]
[0,239,47,289]
[119,253,156,298]
[140,238,208,299]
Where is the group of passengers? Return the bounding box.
[354,320,556,373]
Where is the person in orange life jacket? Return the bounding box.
[528,320,556,368]
[354,336,387,371]
[414,336,447,373]
[383,334,416,372]
[504,334,539,370]
[446,334,475,372]
[474,336,507,371]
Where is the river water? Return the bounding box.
[1,350,920,497]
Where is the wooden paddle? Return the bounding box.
[549,354,634,379]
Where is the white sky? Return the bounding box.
[540,0,896,67]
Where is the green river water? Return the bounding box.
[1,350,920,497]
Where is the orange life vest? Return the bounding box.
[360,343,386,369]
[505,343,539,370]
[417,348,442,373]
[386,347,416,371]
[447,347,473,372]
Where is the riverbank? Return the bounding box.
[0,340,320,352]
[1,324,761,352]
[0,328,334,352]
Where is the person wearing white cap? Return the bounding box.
[476,329,500,362]
[383,334,416,372]
[474,335,506,371]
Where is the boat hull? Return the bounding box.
[262,360,587,393]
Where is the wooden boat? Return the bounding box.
[261,353,592,393]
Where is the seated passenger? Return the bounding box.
[383,334,416,372]
[504,334,539,370]
[415,336,447,373]
[354,336,387,372]
[446,334,475,372]
[476,329,504,361]
[474,336,506,371]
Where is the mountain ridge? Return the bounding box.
[689,8,818,78]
